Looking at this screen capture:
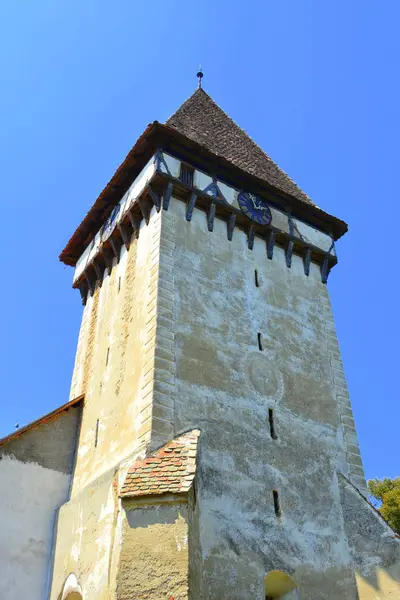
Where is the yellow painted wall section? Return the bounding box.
[49,196,400,600]
[356,565,400,599]
[117,504,189,600]
[50,207,172,600]
[69,207,164,494]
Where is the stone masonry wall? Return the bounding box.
[141,208,177,451]
[68,208,162,495]
[150,197,372,600]
[49,193,390,600]
[50,207,169,600]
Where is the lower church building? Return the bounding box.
[1,84,399,600]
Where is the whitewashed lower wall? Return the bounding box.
[0,456,70,600]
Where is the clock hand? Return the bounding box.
[249,195,259,209]
[250,195,265,211]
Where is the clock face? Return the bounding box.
[238,192,272,225]
[102,204,121,242]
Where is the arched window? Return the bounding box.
[264,570,297,599]
[60,574,83,600]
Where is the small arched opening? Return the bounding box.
[60,574,83,600]
[265,570,297,599]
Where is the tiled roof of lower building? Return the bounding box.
[120,430,200,498]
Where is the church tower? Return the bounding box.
[49,86,400,600]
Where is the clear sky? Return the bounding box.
[0,1,398,481]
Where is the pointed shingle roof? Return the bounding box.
[166,88,313,206]
[60,88,347,266]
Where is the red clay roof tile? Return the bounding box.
[120,430,200,499]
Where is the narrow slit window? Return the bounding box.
[106,347,110,366]
[273,490,281,517]
[179,163,194,187]
[257,332,263,351]
[255,269,259,287]
[95,419,100,447]
[268,408,277,439]
[118,277,121,292]
[192,478,197,508]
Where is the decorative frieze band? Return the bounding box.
[72,151,338,299]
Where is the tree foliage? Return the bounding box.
[368,477,400,533]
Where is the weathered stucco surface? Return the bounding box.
[339,475,400,598]
[0,404,81,600]
[68,208,163,495]
[49,197,399,600]
[49,467,120,600]
[0,404,81,473]
[149,198,399,599]
[117,503,189,600]
[0,456,70,600]
[50,208,172,599]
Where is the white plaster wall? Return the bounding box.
[0,456,70,600]
[161,153,180,178]
[293,219,333,253]
[193,169,213,191]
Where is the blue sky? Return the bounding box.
[0,1,398,481]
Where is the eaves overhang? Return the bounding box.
[59,122,348,267]
[0,394,84,446]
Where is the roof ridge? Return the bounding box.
[163,86,205,123]
[0,394,84,446]
[338,472,400,537]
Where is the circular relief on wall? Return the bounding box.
[245,351,284,402]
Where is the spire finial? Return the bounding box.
[197,65,203,89]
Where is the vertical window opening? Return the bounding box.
[95,419,99,447]
[106,347,110,366]
[257,332,263,351]
[179,163,194,187]
[273,490,281,517]
[268,408,277,439]
[255,269,259,287]
[118,277,121,292]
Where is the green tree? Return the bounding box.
[368,477,400,533]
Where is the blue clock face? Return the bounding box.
[238,192,272,225]
[102,204,121,242]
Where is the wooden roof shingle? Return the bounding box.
[60,88,347,266]
[166,88,314,207]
